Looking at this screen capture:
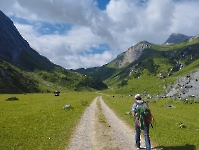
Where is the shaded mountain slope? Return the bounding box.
[0,10,55,71]
[0,10,107,93]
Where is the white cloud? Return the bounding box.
[14,22,108,69]
[1,0,199,69]
[170,0,199,35]
[62,51,113,69]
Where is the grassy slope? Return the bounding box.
[0,59,107,93]
[104,38,199,95]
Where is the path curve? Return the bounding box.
[66,96,146,150]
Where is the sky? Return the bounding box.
[0,0,199,69]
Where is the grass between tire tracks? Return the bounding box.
[96,99,107,124]
[96,98,120,150]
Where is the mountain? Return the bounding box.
[0,10,107,93]
[75,42,150,81]
[163,33,192,45]
[75,33,199,99]
[0,10,56,71]
[0,10,30,62]
[76,33,199,80]
[75,41,152,80]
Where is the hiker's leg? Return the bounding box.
[144,123,151,150]
[135,122,141,148]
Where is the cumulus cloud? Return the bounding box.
[0,0,199,69]
[62,51,113,69]
[170,0,199,35]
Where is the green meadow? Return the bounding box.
[102,95,199,150]
[1,92,199,150]
[0,92,97,150]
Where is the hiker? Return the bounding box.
[132,94,151,150]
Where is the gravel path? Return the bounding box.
[66,96,149,150]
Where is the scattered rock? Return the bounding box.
[63,104,73,110]
[164,104,176,108]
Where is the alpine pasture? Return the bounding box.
[0,92,199,150]
[0,92,97,150]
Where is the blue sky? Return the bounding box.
[0,0,199,69]
[97,0,110,10]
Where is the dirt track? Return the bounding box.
[66,96,149,150]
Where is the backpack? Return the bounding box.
[135,102,153,130]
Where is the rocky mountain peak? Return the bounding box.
[0,10,31,62]
[115,41,151,68]
[164,33,192,44]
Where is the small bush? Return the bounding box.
[81,100,89,106]
[6,96,18,101]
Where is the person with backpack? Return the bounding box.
[132,94,151,150]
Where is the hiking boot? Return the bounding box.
[135,144,140,149]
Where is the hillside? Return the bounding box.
[75,34,199,99]
[0,10,107,93]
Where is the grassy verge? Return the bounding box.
[102,94,199,150]
[0,92,97,150]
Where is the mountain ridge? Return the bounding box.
[0,10,30,62]
[0,10,108,93]
[163,33,192,45]
[75,33,199,99]
[75,33,199,77]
